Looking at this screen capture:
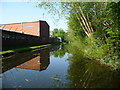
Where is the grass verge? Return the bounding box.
[0,44,51,55]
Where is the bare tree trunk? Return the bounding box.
[75,13,90,37]
[71,3,94,39]
[86,14,94,33]
[77,3,94,34]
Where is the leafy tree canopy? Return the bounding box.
[52,28,66,41]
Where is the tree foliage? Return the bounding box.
[37,1,120,70]
[52,28,66,41]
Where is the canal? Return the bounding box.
[2,44,120,88]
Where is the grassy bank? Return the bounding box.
[1,44,50,55]
[66,39,120,70]
[1,42,61,55]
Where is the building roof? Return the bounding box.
[0,20,48,25]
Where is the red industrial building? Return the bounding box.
[0,20,60,47]
[16,47,50,71]
[0,20,49,37]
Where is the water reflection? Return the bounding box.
[51,44,66,58]
[66,44,120,88]
[67,58,120,88]
[2,45,60,73]
[2,44,120,88]
[2,45,69,88]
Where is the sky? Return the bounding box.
[0,2,68,32]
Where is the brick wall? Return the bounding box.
[0,20,50,38]
[0,20,59,48]
[40,21,49,38]
[1,30,60,47]
[0,21,40,36]
[2,30,45,47]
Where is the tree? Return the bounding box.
[52,28,66,42]
[37,2,120,69]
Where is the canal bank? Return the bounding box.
[0,42,61,58]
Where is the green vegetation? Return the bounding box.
[66,45,120,88]
[1,42,61,56]
[0,44,51,55]
[38,2,120,70]
[65,2,120,70]
[51,44,66,58]
[52,28,66,42]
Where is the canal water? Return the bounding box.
[2,44,120,88]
